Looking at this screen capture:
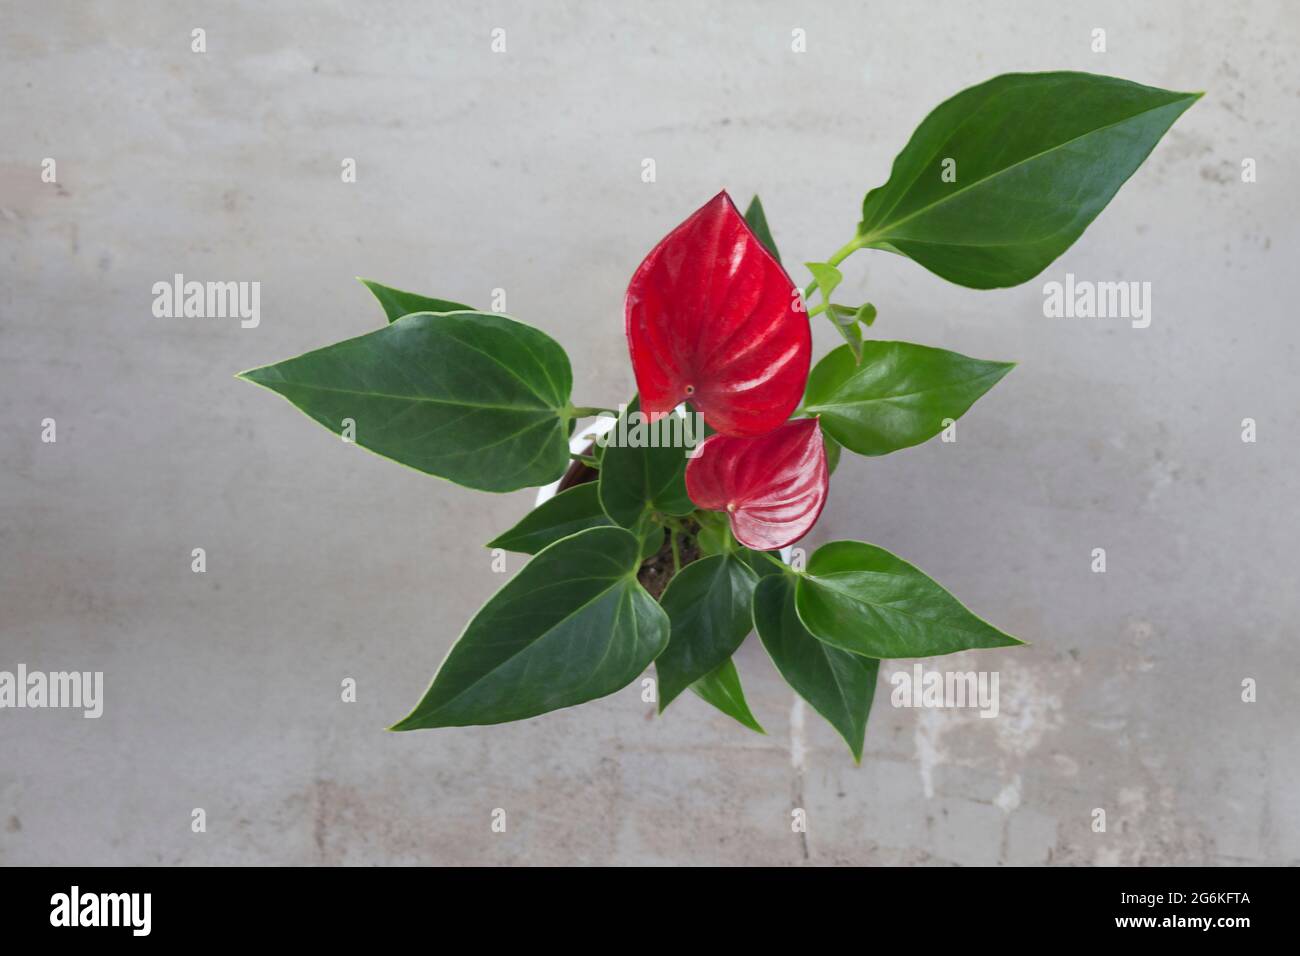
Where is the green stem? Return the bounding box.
[804,233,870,299]
[755,548,791,572]
[570,452,599,467]
[670,532,682,574]
[807,303,828,318]
[569,405,617,418]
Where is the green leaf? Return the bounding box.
[238,311,574,493]
[739,546,785,581]
[598,400,694,528]
[638,518,666,560]
[804,341,1013,457]
[743,195,782,263]
[806,262,861,361]
[656,553,759,709]
[795,540,1022,658]
[804,262,843,299]
[822,430,843,475]
[696,522,728,557]
[858,72,1200,288]
[689,657,765,733]
[754,574,879,761]
[487,483,613,555]
[359,278,473,322]
[391,527,668,729]
[853,303,877,328]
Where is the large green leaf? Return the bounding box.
[656,553,759,709]
[857,72,1200,288]
[359,278,473,322]
[754,574,878,761]
[238,311,574,492]
[487,483,614,555]
[796,541,1022,658]
[391,527,668,729]
[598,399,694,528]
[689,657,764,733]
[804,342,1013,457]
[743,195,782,263]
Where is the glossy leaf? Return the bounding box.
[656,553,759,709]
[857,72,1200,288]
[625,190,811,437]
[804,342,1013,457]
[598,400,694,528]
[754,573,879,761]
[359,278,473,322]
[239,311,574,492]
[685,418,828,551]
[487,483,613,555]
[795,541,1022,658]
[391,527,668,729]
[743,195,781,263]
[689,657,765,733]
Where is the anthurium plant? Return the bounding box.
[239,72,1198,759]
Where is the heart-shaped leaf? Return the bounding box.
[238,311,574,492]
[655,553,759,709]
[625,190,811,437]
[754,573,879,762]
[598,399,694,528]
[857,72,1200,288]
[804,342,1013,457]
[689,657,764,733]
[488,483,614,555]
[359,278,473,322]
[391,527,668,729]
[795,540,1022,658]
[685,418,828,551]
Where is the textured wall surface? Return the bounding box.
[2,0,1297,865]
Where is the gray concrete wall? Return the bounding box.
[2,0,1296,865]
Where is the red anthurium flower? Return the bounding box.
[625,191,811,438]
[685,417,828,551]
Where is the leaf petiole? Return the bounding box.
[755,548,794,573]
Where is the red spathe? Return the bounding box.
[686,418,829,551]
[625,191,811,438]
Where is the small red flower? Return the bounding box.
[625,191,811,438]
[685,418,829,551]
